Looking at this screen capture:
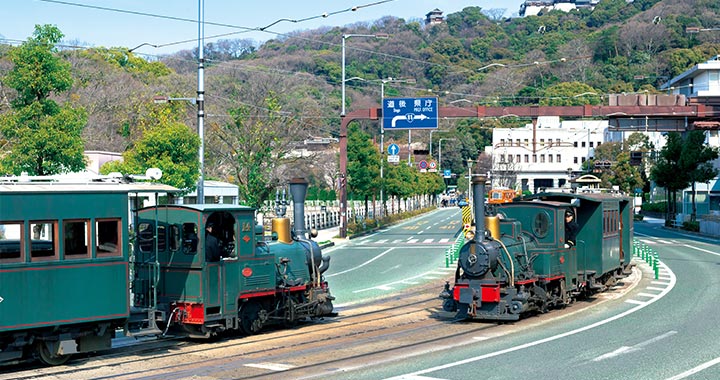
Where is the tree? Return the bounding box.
[213,91,301,209]
[679,130,719,221]
[347,123,380,215]
[101,122,200,191]
[0,25,87,175]
[650,132,688,223]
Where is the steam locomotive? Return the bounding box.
[0,174,333,365]
[440,177,633,321]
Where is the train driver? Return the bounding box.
[564,210,579,249]
[205,222,221,262]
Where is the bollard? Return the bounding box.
[653,253,659,279]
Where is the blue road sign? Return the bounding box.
[383,97,438,130]
[388,143,400,155]
[443,169,451,178]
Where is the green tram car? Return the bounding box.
[441,177,634,321]
[0,176,333,366]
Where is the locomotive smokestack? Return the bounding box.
[289,178,309,239]
[472,176,487,240]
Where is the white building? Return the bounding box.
[520,0,601,17]
[485,116,610,193]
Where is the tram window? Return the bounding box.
[0,222,23,262]
[137,222,167,252]
[30,221,57,261]
[169,225,181,252]
[64,220,89,258]
[182,223,198,254]
[96,219,121,257]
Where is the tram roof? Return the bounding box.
[0,181,179,194]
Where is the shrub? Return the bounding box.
[642,202,666,213]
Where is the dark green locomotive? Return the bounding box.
[132,178,334,337]
[441,177,633,321]
[0,175,333,366]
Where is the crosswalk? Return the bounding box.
[353,237,453,246]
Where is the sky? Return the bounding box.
[2,0,525,55]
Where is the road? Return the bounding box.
[323,207,462,307]
[331,218,720,380]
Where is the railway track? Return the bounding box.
[1,267,641,380]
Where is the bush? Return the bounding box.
[683,220,700,232]
[642,201,666,213]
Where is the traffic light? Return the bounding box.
[630,151,643,166]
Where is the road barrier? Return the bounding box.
[633,240,659,279]
[444,233,465,268]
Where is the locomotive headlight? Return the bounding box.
[465,230,475,240]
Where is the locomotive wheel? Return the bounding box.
[239,302,264,335]
[35,341,71,366]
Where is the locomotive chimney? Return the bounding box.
[472,175,487,241]
[289,178,308,239]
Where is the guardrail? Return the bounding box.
[633,240,659,279]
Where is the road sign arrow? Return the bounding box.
[0,296,4,303]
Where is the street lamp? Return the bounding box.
[429,129,448,158]
[339,33,388,238]
[467,159,473,203]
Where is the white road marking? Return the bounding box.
[391,263,676,378]
[625,299,646,305]
[325,248,395,277]
[423,239,434,243]
[667,356,720,380]
[593,331,677,362]
[408,239,419,243]
[439,238,450,243]
[682,243,720,257]
[637,292,658,298]
[651,281,670,285]
[244,362,295,371]
[646,286,666,291]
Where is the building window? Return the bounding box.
[581,157,586,163]
[574,142,578,148]
[557,154,561,163]
[500,154,505,163]
[508,155,513,162]
[549,155,553,163]
[590,141,594,148]
[524,154,529,163]
[574,157,578,164]
[516,139,521,146]
[500,139,505,145]
[533,155,537,163]
[556,138,561,145]
[540,138,545,146]
[540,155,545,163]
[582,141,586,148]
[516,154,521,162]
[524,139,529,146]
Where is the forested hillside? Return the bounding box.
[1,0,719,201]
